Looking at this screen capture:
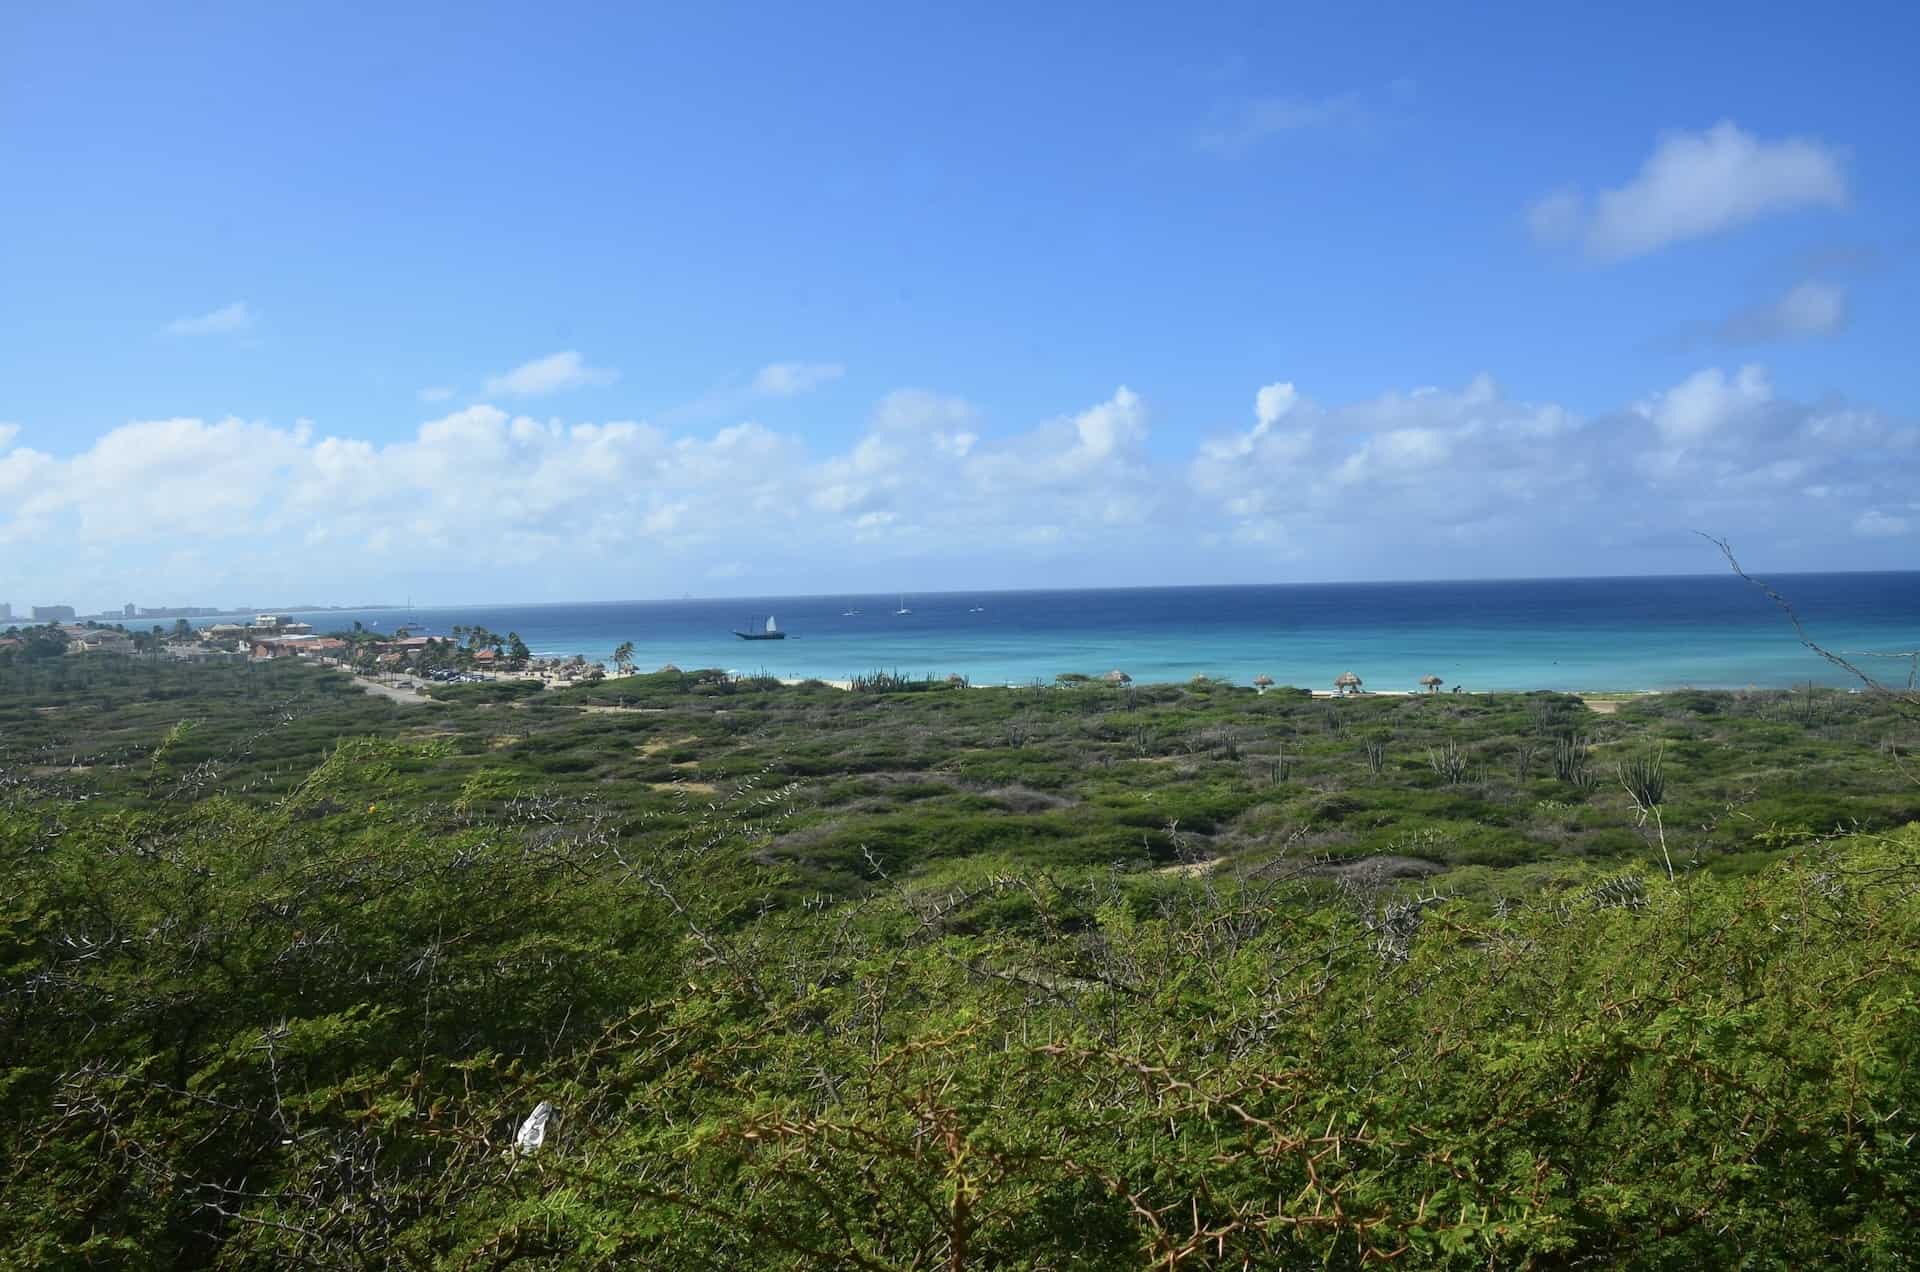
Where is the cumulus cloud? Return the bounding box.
[1,416,305,550]
[964,387,1151,497]
[1529,122,1847,260]
[1191,373,1591,553]
[1069,387,1146,463]
[1181,362,1917,569]
[165,301,253,336]
[1255,383,1299,428]
[1636,365,1772,444]
[753,361,845,396]
[3,364,1916,602]
[0,438,54,511]
[482,351,617,397]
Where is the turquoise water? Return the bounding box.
[238,572,1920,692]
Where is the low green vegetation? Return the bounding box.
[5,656,1919,1265]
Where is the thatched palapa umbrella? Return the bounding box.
[1104,669,1132,685]
[1334,671,1363,696]
[659,663,681,674]
[1253,673,1275,694]
[1420,674,1443,694]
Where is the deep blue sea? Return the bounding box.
[236,573,1920,692]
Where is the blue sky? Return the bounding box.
[2,2,1916,610]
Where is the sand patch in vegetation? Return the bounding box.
[639,735,704,757]
[651,779,719,795]
[1155,856,1223,877]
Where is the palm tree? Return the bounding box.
[612,641,635,676]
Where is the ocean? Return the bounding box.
[232,572,1920,693]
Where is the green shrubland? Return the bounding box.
[5,657,1920,1265]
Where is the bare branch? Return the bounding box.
[1699,532,1916,718]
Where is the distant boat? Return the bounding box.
[894,594,912,615]
[842,608,861,616]
[969,606,985,613]
[734,615,787,641]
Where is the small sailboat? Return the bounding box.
[733,615,787,641]
[894,594,912,615]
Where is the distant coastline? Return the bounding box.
[79,604,407,622]
[149,572,1920,694]
[67,565,1920,625]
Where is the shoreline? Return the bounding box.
[753,675,1678,700]
[370,659,1826,701]
[152,571,1913,698]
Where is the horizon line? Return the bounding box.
[32,563,1915,618]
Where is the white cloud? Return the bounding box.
[165,301,253,337]
[1071,386,1146,462]
[1636,365,1772,444]
[967,387,1152,500]
[1529,122,1848,260]
[1853,509,1908,538]
[1196,384,1311,471]
[1718,280,1848,344]
[416,385,456,403]
[1336,426,1458,485]
[482,351,617,398]
[4,362,1917,602]
[1,416,305,546]
[1192,374,1598,551]
[753,361,845,396]
[1255,382,1298,429]
[0,442,54,509]
[1804,408,1916,449]
[1377,427,1452,468]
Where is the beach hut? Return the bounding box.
[1104,669,1132,685]
[1334,671,1363,696]
[1420,674,1443,694]
[1252,673,1274,694]
[658,663,681,673]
